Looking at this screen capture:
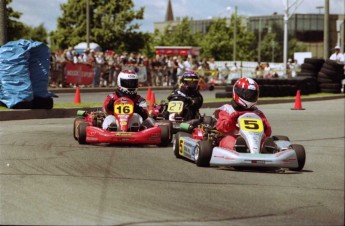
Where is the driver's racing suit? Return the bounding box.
[102,89,148,130]
[214,100,272,150]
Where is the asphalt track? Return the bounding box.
[0,98,344,225]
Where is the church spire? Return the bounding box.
[165,0,174,21]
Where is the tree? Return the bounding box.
[50,0,147,52]
[26,24,48,44]
[5,0,27,42]
[200,16,255,61]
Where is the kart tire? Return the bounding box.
[289,144,306,171]
[158,125,170,147]
[73,117,84,140]
[173,132,191,158]
[78,123,89,144]
[159,120,173,141]
[195,140,213,167]
[203,116,215,126]
[261,137,277,154]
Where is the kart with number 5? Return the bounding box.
[174,112,306,172]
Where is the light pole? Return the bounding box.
[233,5,237,62]
[86,0,90,48]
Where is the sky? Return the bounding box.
[9,0,345,33]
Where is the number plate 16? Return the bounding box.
[114,104,134,115]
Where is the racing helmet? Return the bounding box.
[233,77,259,109]
[181,70,199,91]
[117,70,139,95]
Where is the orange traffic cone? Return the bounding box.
[149,91,156,112]
[146,86,152,103]
[74,87,81,104]
[291,90,305,110]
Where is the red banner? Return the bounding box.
[65,62,93,85]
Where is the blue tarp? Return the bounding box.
[0,39,52,108]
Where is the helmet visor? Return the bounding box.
[120,78,138,89]
[234,86,258,102]
[184,78,199,88]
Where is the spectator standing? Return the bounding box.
[171,56,178,87]
[94,51,105,87]
[176,56,185,84]
[263,62,271,78]
[254,62,263,78]
[329,45,345,62]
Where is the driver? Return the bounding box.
[102,70,149,130]
[214,77,272,150]
[166,70,203,120]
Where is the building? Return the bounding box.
[154,0,344,59]
[247,13,344,58]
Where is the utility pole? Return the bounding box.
[86,0,90,48]
[323,0,329,59]
[283,0,288,73]
[282,0,303,75]
[0,0,7,45]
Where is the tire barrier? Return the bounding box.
[214,58,344,98]
[317,59,345,94]
[216,76,318,98]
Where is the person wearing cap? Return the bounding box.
[329,46,344,62]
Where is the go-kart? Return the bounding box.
[73,97,171,146]
[150,91,201,134]
[173,112,306,172]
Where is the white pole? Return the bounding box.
[283,0,288,75]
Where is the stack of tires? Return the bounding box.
[317,60,344,93]
[298,58,325,78]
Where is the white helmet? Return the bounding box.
[117,70,139,95]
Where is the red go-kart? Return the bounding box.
[73,97,171,146]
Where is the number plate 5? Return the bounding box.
[239,118,264,132]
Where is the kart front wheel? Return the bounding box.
[195,140,213,167]
[78,123,89,144]
[289,144,306,171]
[173,132,191,158]
[73,117,84,140]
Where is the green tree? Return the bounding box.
[153,17,199,48]
[5,0,26,42]
[200,18,231,60]
[200,16,255,61]
[50,0,147,52]
[22,23,48,43]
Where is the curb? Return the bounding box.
[0,95,343,121]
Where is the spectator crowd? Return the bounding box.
[49,47,221,88]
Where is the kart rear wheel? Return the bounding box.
[289,144,306,171]
[195,140,213,167]
[78,123,89,144]
[73,117,84,140]
[173,132,191,158]
[158,125,170,147]
[159,120,173,142]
